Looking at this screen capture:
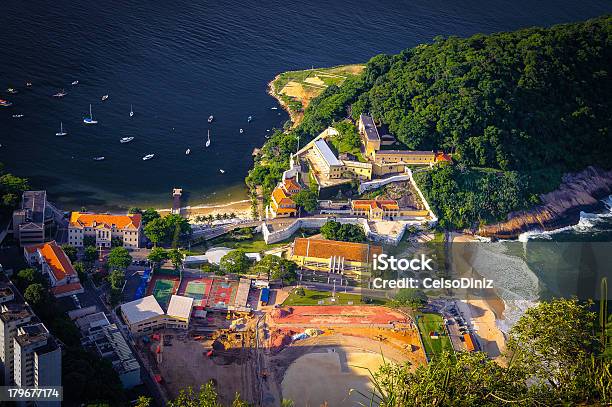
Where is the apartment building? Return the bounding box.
[13,323,61,406]
[0,302,33,385]
[68,212,142,249]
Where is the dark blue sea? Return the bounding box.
[1,0,610,211]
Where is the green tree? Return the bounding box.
[108,269,125,290]
[252,255,297,283]
[107,247,132,271]
[16,268,41,289]
[128,207,142,215]
[392,288,428,308]
[168,248,184,270]
[200,262,220,275]
[84,245,98,262]
[24,283,47,306]
[295,287,305,297]
[320,220,366,242]
[167,382,248,407]
[73,262,87,281]
[219,250,251,275]
[292,188,319,212]
[144,217,168,246]
[83,235,97,247]
[141,208,161,224]
[61,244,78,262]
[148,247,168,265]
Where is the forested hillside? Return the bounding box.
[249,15,612,228]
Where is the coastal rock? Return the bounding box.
[478,166,612,239]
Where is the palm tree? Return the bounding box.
[230,212,236,219]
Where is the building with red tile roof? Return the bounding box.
[290,238,382,277]
[269,178,302,219]
[23,241,84,298]
[68,212,142,248]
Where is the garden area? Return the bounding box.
[415,312,454,359]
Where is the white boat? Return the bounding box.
[101,94,109,101]
[25,82,32,87]
[120,137,134,143]
[239,128,244,134]
[83,104,98,124]
[12,114,24,118]
[142,154,155,161]
[71,80,79,86]
[219,169,225,174]
[93,156,105,161]
[130,104,134,117]
[7,88,18,94]
[185,148,191,155]
[271,107,278,110]
[208,115,214,123]
[247,115,252,123]
[52,89,67,98]
[205,130,211,147]
[56,122,67,136]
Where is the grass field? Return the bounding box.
[416,313,454,359]
[152,279,175,307]
[282,288,388,306]
[190,234,289,254]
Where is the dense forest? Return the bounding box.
[248,15,612,228]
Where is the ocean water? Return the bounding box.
[1,0,610,211]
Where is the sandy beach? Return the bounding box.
[451,232,507,363]
[158,199,253,221]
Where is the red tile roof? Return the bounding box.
[292,238,382,263]
[51,282,84,297]
[352,199,399,211]
[69,212,142,229]
[283,178,301,194]
[271,186,295,207]
[38,241,77,282]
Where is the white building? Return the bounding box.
[68,212,142,249]
[0,302,33,385]
[120,295,193,336]
[13,323,61,407]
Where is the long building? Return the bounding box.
[120,295,193,336]
[290,237,383,277]
[358,114,381,159]
[68,212,142,249]
[269,178,302,218]
[24,241,84,298]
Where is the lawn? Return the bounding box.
[192,233,289,254]
[415,312,454,360]
[282,288,388,306]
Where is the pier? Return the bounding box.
[171,188,182,215]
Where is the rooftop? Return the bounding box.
[166,295,193,320]
[271,185,295,207]
[360,114,381,142]
[21,190,47,224]
[292,238,383,264]
[51,282,84,297]
[0,302,32,322]
[120,295,164,325]
[283,178,302,194]
[36,241,78,282]
[352,199,400,211]
[15,322,49,347]
[70,212,142,230]
[314,139,343,167]
[376,150,435,156]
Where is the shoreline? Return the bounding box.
[158,199,253,221]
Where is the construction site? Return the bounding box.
[131,272,427,406]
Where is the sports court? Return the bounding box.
[206,279,238,309]
[147,275,179,308]
[177,277,213,307]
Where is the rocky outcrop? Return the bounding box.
[478,166,612,239]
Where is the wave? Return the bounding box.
[516,194,612,241]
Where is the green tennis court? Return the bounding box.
[152,279,175,307]
[184,281,208,304]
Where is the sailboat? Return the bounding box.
[101,94,109,101]
[52,89,68,98]
[247,115,252,123]
[93,156,105,161]
[71,80,79,86]
[239,128,244,134]
[205,130,211,147]
[130,104,134,117]
[185,148,191,155]
[83,104,98,124]
[208,115,214,123]
[56,122,67,136]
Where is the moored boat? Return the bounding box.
[0,99,13,107]
[83,104,98,124]
[208,115,214,123]
[120,137,134,143]
[52,89,68,98]
[93,156,105,161]
[142,154,155,161]
[56,122,67,136]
